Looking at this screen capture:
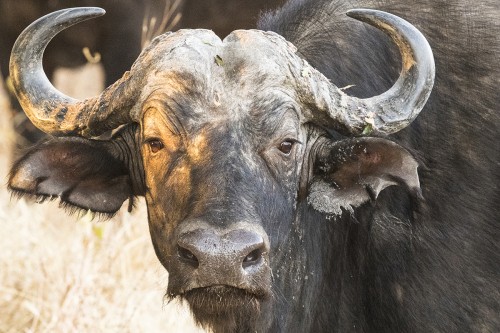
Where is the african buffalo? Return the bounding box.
[8,0,499,332]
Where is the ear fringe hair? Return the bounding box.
[8,188,137,221]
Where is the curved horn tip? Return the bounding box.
[57,7,106,19]
[27,7,106,32]
[344,8,434,57]
[346,8,403,24]
[29,7,106,26]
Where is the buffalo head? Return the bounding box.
[8,7,434,332]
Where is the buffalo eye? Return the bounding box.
[147,139,164,153]
[278,140,295,155]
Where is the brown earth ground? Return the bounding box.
[0,65,205,333]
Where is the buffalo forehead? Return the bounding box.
[143,29,301,97]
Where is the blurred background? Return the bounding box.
[0,0,282,331]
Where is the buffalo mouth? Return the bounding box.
[169,285,272,332]
[184,285,270,314]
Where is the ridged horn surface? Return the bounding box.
[303,9,435,135]
[10,7,139,137]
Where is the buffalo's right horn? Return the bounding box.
[9,7,141,137]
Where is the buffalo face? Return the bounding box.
[138,30,307,329]
[8,7,433,333]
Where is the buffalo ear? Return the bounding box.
[308,137,421,215]
[9,137,133,215]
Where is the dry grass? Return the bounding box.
[0,69,205,333]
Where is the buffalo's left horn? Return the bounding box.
[9,7,140,137]
[301,9,435,135]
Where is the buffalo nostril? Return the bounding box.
[177,245,199,268]
[242,248,263,268]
